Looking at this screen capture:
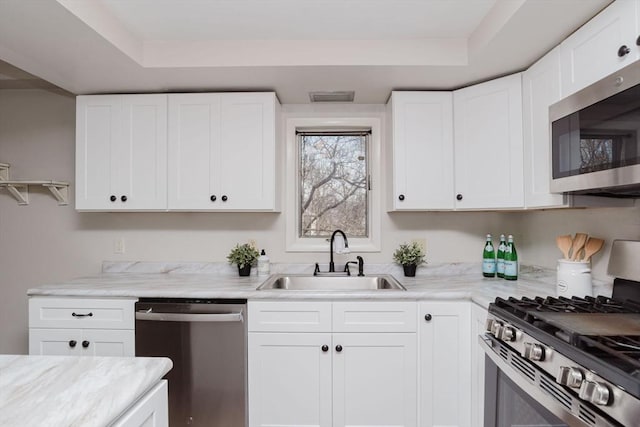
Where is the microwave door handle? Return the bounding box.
[135,311,244,323]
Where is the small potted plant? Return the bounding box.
[393,241,426,277]
[227,243,260,276]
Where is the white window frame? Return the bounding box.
[285,116,381,252]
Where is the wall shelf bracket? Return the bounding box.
[0,163,69,205]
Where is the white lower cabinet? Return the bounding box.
[470,303,488,427]
[247,301,417,427]
[419,301,472,427]
[111,380,169,427]
[28,297,136,356]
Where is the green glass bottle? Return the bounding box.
[503,234,518,281]
[482,234,496,278]
[496,234,507,278]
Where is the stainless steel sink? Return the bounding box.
[257,274,406,291]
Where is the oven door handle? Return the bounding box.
[478,334,599,427]
[135,311,244,323]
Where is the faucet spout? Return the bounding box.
[329,229,349,272]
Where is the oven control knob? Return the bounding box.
[556,366,584,388]
[485,318,495,332]
[522,342,546,361]
[501,326,516,342]
[579,380,611,406]
[491,322,502,338]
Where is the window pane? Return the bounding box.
[299,134,368,238]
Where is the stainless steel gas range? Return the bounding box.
[480,241,640,427]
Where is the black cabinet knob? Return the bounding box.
[322,345,329,352]
[335,345,343,352]
[68,340,77,348]
[221,195,228,202]
[82,340,90,348]
[210,195,217,202]
[618,45,631,57]
[110,195,117,202]
[120,195,127,202]
[425,314,432,321]
[456,194,463,201]
[398,194,405,201]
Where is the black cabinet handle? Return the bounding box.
[82,340,90,348]
[618,45,631,57]
[456,194,463,201]
[121,195,127,202]
[110,195,117,202]
[210,195,217,202]
[637,35,640,46]
[68,340,77,348]
[425,314,432,321]
[72,312,93,318]
[336,345,343,352]
[221,195,228,202]
[398,194,405,201]
[322,345,329,352]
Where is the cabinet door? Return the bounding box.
[29,328,82,355]
[76,95,167,211]
[332,333,417,427]
[419,301,471,427]
[168,93,221,210]
[522,48,566,208]
[560,0,639,97]
[76,95,120,209]
[111,380,169,427]
[470,304,487,427]
[389,92,454,210]
[118,95,167,210]
[248,332,332,427]
[453,74,524,209]
[218,93,277,211]
[81,329,135,356]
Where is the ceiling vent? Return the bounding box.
[309,91,355,103]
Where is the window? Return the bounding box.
[298,130,370,238]
[285,116,381,252]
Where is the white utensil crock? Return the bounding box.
[556,259,592,297]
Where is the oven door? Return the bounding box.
[479,335,620,427]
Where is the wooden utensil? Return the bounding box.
[581,237,604,262]
[556,235,573,260]
[570,233,588,261]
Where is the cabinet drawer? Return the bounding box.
[333,301,417,332]
[29,297,136,330]
[248,301,332,332]
[112,380,168,427]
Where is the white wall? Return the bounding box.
[1,89,638,354]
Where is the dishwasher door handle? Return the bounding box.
[135,311,244,323]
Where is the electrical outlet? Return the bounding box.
[411,238,426,250]
[114,238,126,254]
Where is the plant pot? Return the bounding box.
[403,264,417,277]
[238,264,252,277]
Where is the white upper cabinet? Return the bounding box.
[168,92,279,211]
[523,47,566,208]
[453,74,524,209]
[387,92,454,210]
[76,95,168,211]
[560,0,639,98]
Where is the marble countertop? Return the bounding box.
[0,354,172,427]
[28,262,613,309]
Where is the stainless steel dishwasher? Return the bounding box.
[135,298,247,427]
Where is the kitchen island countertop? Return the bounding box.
[27,262,613,309]
[0,354,172,427]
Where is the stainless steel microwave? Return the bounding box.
[550,60,640,197]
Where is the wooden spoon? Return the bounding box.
[570,233,588,261]
[556,235,573,260]
[582,237,604,262]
